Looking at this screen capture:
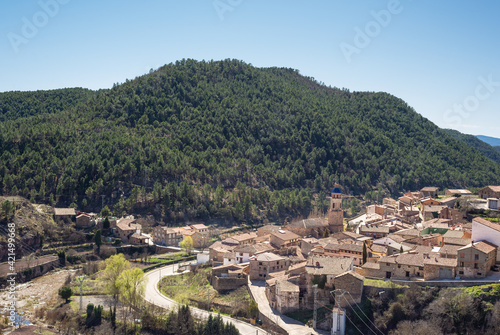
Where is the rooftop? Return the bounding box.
[473,217,500,232]
[54,208,76,216]
[305,256,353,276]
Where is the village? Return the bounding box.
[2,185,500,334]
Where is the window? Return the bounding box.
[460,262,464,267]
[398,265,401,268]
[419,266,423,270]
[259,262,262,265]
[474,263,478,269]
[459,271,464,275]
[474,254,479,261]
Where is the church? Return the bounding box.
[284,184,344,237]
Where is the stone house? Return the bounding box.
[208,239,239,265]
[471,217,500,262]
[457,241,497,278]
[153,226,183,246]
[479,186,500,199]
[211,263,249,292]
[53,208,76,223]
[423,256,457,280]
[76,213,93,228]
[420,187,439,198]
[115,218,142,242]
[129,232,149,245]
[230,232,258,246]
[379,252,425,279]
[275,279,300,313]
[421,198,441,206]
[334,271,364,306]
[249,252,290,280]
[322,243,364,266]
[359,225,390,239]
[270,230,302,249]
[440,197,458,208]
[445,189,472,196]
[223,242,275,265]
[257,225,282,237]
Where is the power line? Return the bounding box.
[345,291,385,335]
[344,309,366,335]
[340,294,380,335]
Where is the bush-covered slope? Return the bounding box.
[0,59,499,222]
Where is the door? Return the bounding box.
[439,267,453,279]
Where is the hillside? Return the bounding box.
[443,129,500,164]
[1,59,500,223]
[0,88,96,122]
[477,135,500,147]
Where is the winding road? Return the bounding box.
[143,263,269,335]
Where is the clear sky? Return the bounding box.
[1,0,499,137]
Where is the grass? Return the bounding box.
[285,305,332,326]
[364,279,408,289]
[464,284,500,299]
[158,267,252,317]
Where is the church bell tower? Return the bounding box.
[328,184,344,233]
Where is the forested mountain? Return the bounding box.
[1,59,500,223]
[443,129,500,164]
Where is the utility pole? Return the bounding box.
[313,284,318,329]
[75,275,87,311]
[331,289,347,335]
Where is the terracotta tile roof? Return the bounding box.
[276,279,300,292]
[361,262,380,270]
[369,244,387,253]
[442,230,464,238]
[380,252,424,267]
[337,243,363,253]
[255,252,285,262]
[234,242,274,254]
[421,187,439,192]
[393,229,420,237]
[335,270,364,281]
[483,186,500,192]
[473,217,500,232]
[54,208,76,216]
[287,218,328,229]
[271,230,301,242]
[444,237,472,246]
[473,241,497,254]
[305,256,353,276]
[231,232,258,242]
[446,189,471,195]
[360,226,390,234]
[258,225,282,233]
[438,244,461,256]
[190,224,208,230]
[423,257,457,267]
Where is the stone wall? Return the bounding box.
[213,276,248,292]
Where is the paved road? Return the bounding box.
[143,264,269,335]
[248,279,329,335]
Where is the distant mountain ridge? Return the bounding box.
[476,135,500,147]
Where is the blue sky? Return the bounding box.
[1,0,499,137]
